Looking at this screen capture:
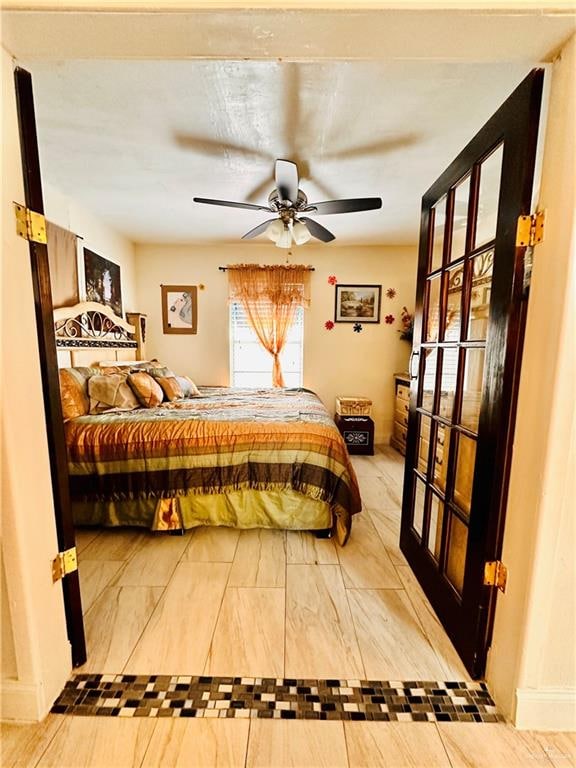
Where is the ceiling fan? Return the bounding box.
[193,159,382,247]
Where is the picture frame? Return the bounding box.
[82,248,123,317]
[161,285,198,334]
[334,284,382,323]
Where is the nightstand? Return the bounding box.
[390,373,410,455]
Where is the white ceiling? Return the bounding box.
[10,8,571,246]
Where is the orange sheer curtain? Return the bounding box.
[228,264,311,387]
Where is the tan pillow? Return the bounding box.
[176,376,201,398]
[155,375,184,402]
[89,374,140,414]
[59,367,100,421]
[128,371,164,408]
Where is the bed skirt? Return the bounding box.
[71,487,353,543]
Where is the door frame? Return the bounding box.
[400,69,544,678]
[14,66,86,667]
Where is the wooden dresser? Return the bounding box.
[390,373,410,455]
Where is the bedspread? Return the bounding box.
[65,387,362,533]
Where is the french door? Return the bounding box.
[14,66,87,665]
[400,69,544,679]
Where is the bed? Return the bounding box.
[55,303,361,545]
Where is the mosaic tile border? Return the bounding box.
[52,675,503,722]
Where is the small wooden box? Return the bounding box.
[335,396,372,417]
[335,414,374,455]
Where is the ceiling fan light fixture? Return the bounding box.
[292,220,311,245]
[275,225,293,249]
[265,219,284,242]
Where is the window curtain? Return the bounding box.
[228,264,311,387]
[46,221,79,308]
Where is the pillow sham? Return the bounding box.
[59,367,100,421]
[89,374,140,414]
[155,375,184,402]
[127,371,164,408]
[146,366,176,379]
[176,375,201,398]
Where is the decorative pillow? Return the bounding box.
[59,367,99,421]
[155,376,184,402]
[146,366,176,379]
[89,374,140,414]
[176,375,201,398]
[127,371,164,408]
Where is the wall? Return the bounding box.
[1,45,71,721]
[43,182,137,313]
[134,243,417,443]
[486,34,576,730]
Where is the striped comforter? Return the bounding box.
[65,387,361,532]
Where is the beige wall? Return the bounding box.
[486,34,576,730]
[1,45,71,721]
[43,182,137,313]
[134,243,416,442]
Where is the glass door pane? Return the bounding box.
[444,265,464,341]
[425,276,441,341]
[450,176,470,261]
[461,349,485,432]
[431,197,447,272]
[475,145,504,248]
[427,494,444,562]
[446,514,468,595]
[467,249,494,340]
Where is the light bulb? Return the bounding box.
[265,219,284,242]
[276,226,293,249]
[292,220,311,245]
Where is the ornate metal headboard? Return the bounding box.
[53,301,141,367]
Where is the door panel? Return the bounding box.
[14,67,86,665]
[401,69,544,678]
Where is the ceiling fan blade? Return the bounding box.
[322,134,419,161]
[193,197,271,212]
[308,198,382,215]
[275,159,299,204]
[241,219,278,240]
[175,134,272,161]
[245,175,275,204]
[299,217,336,243]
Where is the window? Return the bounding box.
[230,302,303,388]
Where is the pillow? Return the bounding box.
[89,374,140,414]
[146,366,176,379]
[176,375,201,398]
[155,375,184,402]
[127,371,164,408]
[59,367,99,421]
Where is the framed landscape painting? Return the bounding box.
[83,248,123,317]
[334,284,382,323]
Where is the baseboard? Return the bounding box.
[1,679,45,722]
[515,687,576,731]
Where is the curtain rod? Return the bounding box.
[219,266,315,272]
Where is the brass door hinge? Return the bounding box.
[14,202,47,244]
[52,547,78,582]
[484,560,507,593]
[516,211,545,248]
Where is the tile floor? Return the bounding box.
[3,447,575,766]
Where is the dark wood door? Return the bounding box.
[400,69,544,679]
[14,67,87,666]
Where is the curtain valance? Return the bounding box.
[227,264,311,308]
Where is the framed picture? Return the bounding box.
[334,284,382,323]
[161,285,198,334]
[83,248,123,317]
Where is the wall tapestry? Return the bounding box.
[83,248,123,317]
